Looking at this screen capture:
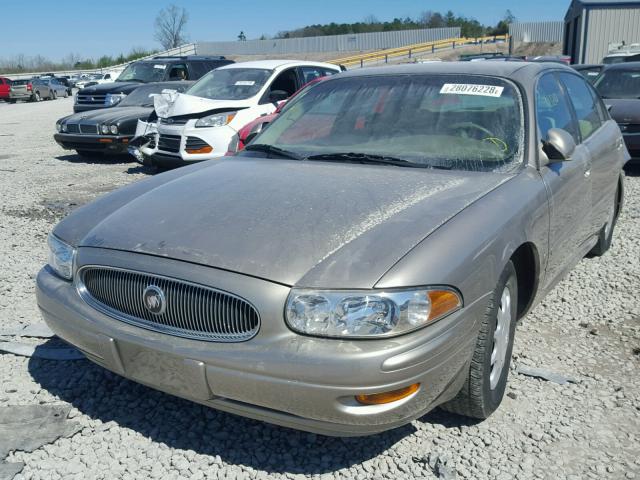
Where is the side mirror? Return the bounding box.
[269,90,289,103]
[542,128,576,161]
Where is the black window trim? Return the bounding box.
[556,70,607,143]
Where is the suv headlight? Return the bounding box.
[105,93,126,106]
[285,288,462,338]
[195,112,237,128]
[47,233,76,280]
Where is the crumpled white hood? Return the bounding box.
[153,91,253,118]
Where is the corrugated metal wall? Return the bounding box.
[509,22,565,43]
[585,7,640,63]
[197,28,460,55]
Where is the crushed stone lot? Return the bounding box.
[0,98,639,480]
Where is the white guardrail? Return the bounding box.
[1,43,198,80]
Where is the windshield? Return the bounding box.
[595,70,640,98]
[187,68,272,100]
[117,62,168,83]
[250,74,524,172]
[118,83,190,107]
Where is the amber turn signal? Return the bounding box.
[428,290,462,322]
[185,146,213,154]
[355,383,420,405]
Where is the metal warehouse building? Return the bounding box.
[564,0,640,63]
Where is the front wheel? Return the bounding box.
[442,261,518,419]
[51,90,57,100]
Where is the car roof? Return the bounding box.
[603,61,640,70]
[218,59,340,71]
[336,61,573,81]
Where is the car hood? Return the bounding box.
[78,82,141,95]
[154,92,253,119]
[63,106,153,125]
[603,98,640,124]
[56,158,512,288]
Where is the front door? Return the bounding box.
[536,72,593,289]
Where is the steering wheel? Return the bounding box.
[448,122,496,139]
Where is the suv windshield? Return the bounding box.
[118,83,192,107]
[594,69,640,99]
[187,68,272,100]
[117,62,168,83]
[250,74,524,172]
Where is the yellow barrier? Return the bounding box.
[331,35,509,67]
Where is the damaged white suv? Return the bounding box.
[146,60,340,167]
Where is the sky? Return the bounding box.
[3,0,570,61]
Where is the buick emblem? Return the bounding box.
[143,285,166,315]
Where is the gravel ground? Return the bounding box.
[0,98,638,480]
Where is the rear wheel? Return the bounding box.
[442,261,518,419]
[589,186,619,256]
[33,92,41,102]
[51,90,57,100]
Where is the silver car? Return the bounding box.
[37,62,627,436]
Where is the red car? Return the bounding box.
[0,77,10,101]
[227,76,329,154]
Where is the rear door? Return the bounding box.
[536,72,593,286]
[557,72,620,238]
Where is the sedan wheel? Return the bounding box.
[52,90,57,100]
[33,92,41,102]
[442,261,518,419]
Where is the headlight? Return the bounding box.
[100,124,109,134]
[285,288,462,338]
[105,93,126,106]
[195,112,237,128]
[62,123,68,133]
[56,123,62,132]
[47,233,75,280]
[110,124,118,135]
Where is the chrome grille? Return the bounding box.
[78,266,260,342]
[76,94,106,105]
[160,117,189,126]
[80,124,98,134]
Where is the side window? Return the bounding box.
[262,68,298,103]
[168,64,188,80]
[299,66,336,84]
[535,73,579,143]
[188,62,207,79]
[558,72,602,141]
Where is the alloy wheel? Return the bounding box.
[490,286,511,390]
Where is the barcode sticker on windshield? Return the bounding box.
[235,80,255,86]
[153,64,167,69]
[440,83,504,97]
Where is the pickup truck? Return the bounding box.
[73,55,233,112]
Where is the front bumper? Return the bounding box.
[54,133,132,154]
[36,249,485,436]
[154,123,235,164]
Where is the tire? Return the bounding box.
[442,261,518,419]
[33,92,41,102]
[75,150,102,158]
[64,90,69,98]
[589,186,619,257]
[52,90,57,100]
[9,99,16,104]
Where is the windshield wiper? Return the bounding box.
[305,152,428,168]
[118,78,145,83]
[244,143,303,160]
